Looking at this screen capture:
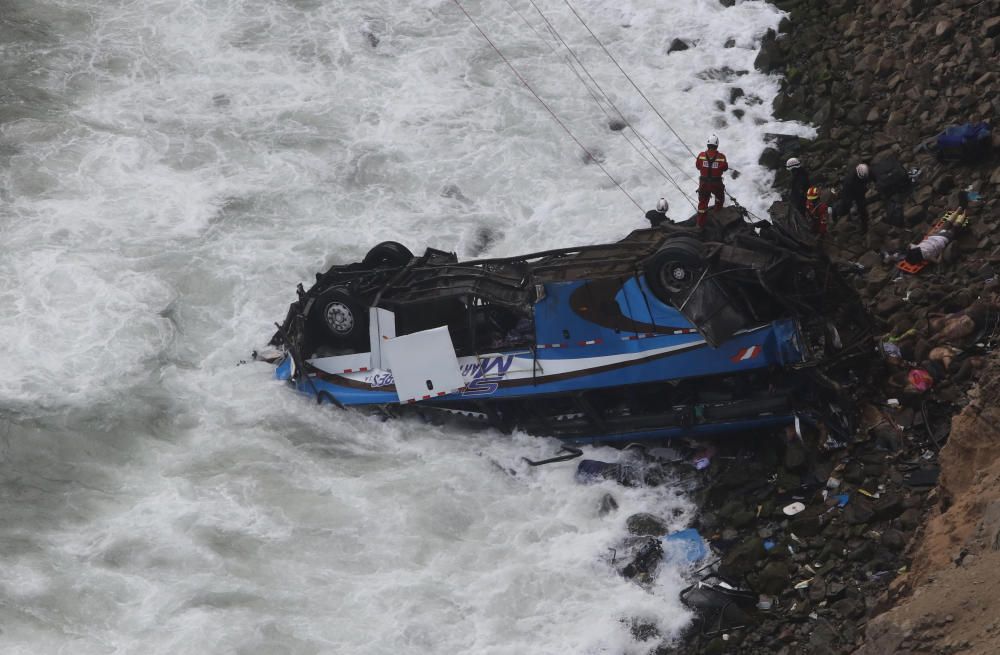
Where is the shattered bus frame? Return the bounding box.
[267,210,873,445]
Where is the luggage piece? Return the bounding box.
[936,122,992,162]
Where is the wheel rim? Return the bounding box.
[324,301,355,334]
[659,262,693,294]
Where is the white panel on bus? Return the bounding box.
[382,326,465,404]
[369,307,396,371]
[308,352,374,375]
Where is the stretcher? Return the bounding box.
[897,209,966,274]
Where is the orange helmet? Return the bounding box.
[806,186,820,201]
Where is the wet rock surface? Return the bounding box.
[606,0,999,651]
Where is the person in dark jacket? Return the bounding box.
[786,157,810,215]
[832,163,872,232]
[645,197,669,227]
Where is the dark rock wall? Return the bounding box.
[665,1,999,653]
[766,0,998,225]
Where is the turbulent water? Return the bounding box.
[0,0,806,652]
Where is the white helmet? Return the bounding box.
[786,157,801,170]
[707,134,719,148]
[856,163,869,179]
[656,197,669,213]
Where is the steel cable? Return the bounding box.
[451,0,645,212]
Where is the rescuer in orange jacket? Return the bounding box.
[805,186,830,236]
[695,134,728,227]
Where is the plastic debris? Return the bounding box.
[908,368,934,392]
[881,341,902,359]
[887,398,901,407]
[763,540,776,551]
[691,446,716,470]
[826,476,842,489]
[782,501,806,516]
[835,493,850,507]
[663,528,709,564]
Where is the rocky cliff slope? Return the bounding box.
[662,0,1000,653]
[761,0,999,653]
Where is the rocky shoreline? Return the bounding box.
[700,0,1000,654]
[605,1,1000,653]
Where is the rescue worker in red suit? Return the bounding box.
[695,135,728,227]
[805,186,830,236]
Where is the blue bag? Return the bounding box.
[935,122,992,162]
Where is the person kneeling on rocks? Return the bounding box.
[805,186,831,236]
[645,197,669,228]
[832,163,872,233]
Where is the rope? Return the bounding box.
[451,0,644,212]
[519,0,697,209]
[503,0,672,182]
[524,0,679,178]
[562,0,697,158]
[561,0,769,222]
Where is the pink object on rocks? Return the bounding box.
[908,369,934,392]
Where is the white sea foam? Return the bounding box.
[0,0,806,651]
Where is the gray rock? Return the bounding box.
[784,440,807,471]
[754,30,785,73]
[985,16,1000,38]
[845,497,875,525]
[934,173,955,194]
[720,537,766,578]
[756,561,792,595]
[812,100,833,127]
[935,20,955,39]
[626,512,667,536]
[827,581,847,600]
[832,597,865,619]
[898,508,921,530]
[846,104,869,125]
[874,493,905,521]
[759,147,783,170]
[667,38,690,54]
[789,507,826,537]
[882,528,906,551]
[808,576,828,602]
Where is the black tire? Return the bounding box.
[362,241,413,268]
[644,237,706,301]
[309,287,368,349]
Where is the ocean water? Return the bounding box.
[0,0,806,652]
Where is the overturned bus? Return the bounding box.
[263,209,873,445]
